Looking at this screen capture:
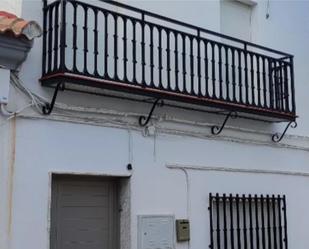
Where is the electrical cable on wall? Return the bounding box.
[0,101,34,127]
[10,72,141,127]
[10,72,46,113]
[0,71,34,125]
[0,71,47,123]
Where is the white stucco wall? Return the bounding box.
[0,0,22,16]
[5,118,309,249]
[1,1,309,249]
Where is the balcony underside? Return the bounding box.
[40,72,296,123]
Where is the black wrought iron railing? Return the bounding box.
[209,193,288,249]
[41,0,296,121]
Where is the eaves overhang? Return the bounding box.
[0,11,42,70]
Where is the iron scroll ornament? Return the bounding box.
[211,111,238,135]
[139,99,164,127]
[272,121,297,143]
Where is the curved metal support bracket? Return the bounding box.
[139,99,164,127]
[211,111,238,135]
[42,83,65,115]
[272,121,297,143]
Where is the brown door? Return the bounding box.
[50,175,119,249]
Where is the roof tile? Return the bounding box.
[0,11,42,40]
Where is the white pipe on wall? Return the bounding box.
[166,163,309,178]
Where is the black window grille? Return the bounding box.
[209,193,288,249]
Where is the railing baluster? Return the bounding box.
[149,25,154,87]
[273,61,279,110]
[42,1,48,75]
[53,3,59,71]
[113,14,118,80]
[72,3,77,72]
[250,53,255,105]
[83,6,88,74]
[218,45,223,99]
[211,42,216,98]
[279,63,283,111]
[104,12,108,78]
[204,40,209,97]
[158,27,163,88]
[189,36,194,94]
[182,34,187,93]
[289,57,296,113]
[279,62,284,111]
[94,9,99,76]
[262,57,267,108]
[197,31,201,96]
[141,14,146,85]
[59,0,66,71]
[277,196,283,249]
[268,59,274,109]
[256,55,261,107]
[174,32,179,92]
[244,49,249,104]
[238,50,243,104]
[283,63,289,112]
[276,62,281,110]
[123,18,128,81]
[166,30,171,90]
[225,47,230,101]
[47,5,53,73]
[231,48,236,102]
[132,20,137,83]
[275,64,280,110]
[216,193,221,249]
[242,195,248,249]
[283,195,288,249]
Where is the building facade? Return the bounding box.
[1,1,309,249]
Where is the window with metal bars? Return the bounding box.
[208,193,288,249]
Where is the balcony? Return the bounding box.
[41,0,296,122]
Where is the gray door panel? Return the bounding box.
[51,175,119,249]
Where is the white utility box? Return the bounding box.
[138,215,175,249]
[0,68,10,104]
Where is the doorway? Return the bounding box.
[50,175,120,249]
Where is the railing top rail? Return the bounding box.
[91,0,292,58]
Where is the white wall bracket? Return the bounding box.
[0,67,10,104]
